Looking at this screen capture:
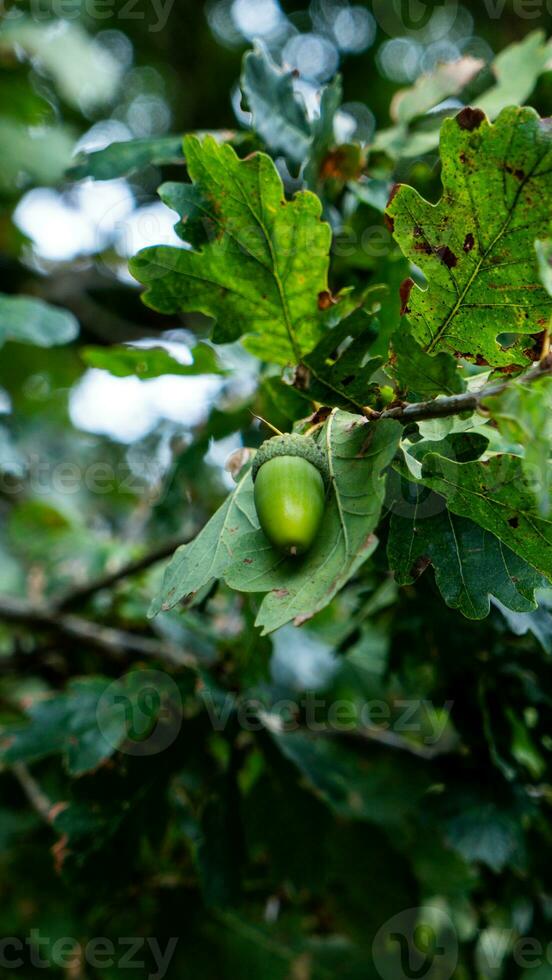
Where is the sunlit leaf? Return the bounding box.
[130,135,332,365]
[390,56,485,125]
[82,342,226,378]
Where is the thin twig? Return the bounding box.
[12,762,53,824]
[54,534,194,612]
[332,724,457,760]
[0,594,196,668]
[378,354,552,424]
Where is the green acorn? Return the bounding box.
[252,433,329,557]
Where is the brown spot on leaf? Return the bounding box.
[384,183,401,232]
[414,240,433,256]
[319,147,363,182]
[400,277,415,316]
[293,363,310,391]
[463,233,475,253]
[273,588,290,599]
[508,516,520,529]
[308,406,332,426]
[436,245,458,268]
[505,165,525,180]
[243,558,253,565]
[48,801,69,825]
[317,290,338,310]
[52,834,70,875]
[411,556,431,580]
[341,374,356,386]
[387,182,401,207]
[457,107,486,131]
[294,612,314,627]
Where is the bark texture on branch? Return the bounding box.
[377,354,552,424]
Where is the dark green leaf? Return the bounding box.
[392,333,465,400]
[418,453,552,582]
[388,481,546,618]
[446,802,525,872]
[270,731,430,824]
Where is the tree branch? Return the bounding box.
[54,534,194,612]
[12,762,54,824]
[0,594,196,668]
[378,353,552,424]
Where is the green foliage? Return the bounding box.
[130,135,332,364]
[82,342,225,378]
[392,333,465,400]
[388,481,546,618]
[375,31,552,160]
[417,453,552,578]
[224,413,400,633]
[68,135,186,181]
[0,295,79,348]
[484,376,552,515]
[387,106,552,366]
[241,43,343,186]
[0,17,122,110]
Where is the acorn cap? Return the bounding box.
[252,433,330,486]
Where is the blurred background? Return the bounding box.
[1,2,552,978]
